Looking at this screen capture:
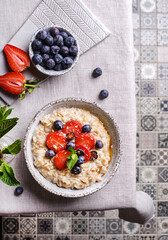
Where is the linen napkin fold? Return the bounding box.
[0,0,110,106]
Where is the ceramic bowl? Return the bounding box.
[24,98,121,198]
[29,27,80,76]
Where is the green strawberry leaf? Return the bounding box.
[66,153,78,170]
[0,163,20,186]
[2,140,22,155]
[0,118,19,138]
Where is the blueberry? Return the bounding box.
[51,45,60,55]
[54,64,62,71]
[54,54,63,64]
[32,39,42,50]
[39,61,45,67]
[99,89,109,99]
[60,46,69,57]
[44,35,54,46]
[71,165,82,175]
[92,67,102,78]
[53,35,64,46]
[82,124,91,133]
[62,57,73,69]
[41,45,50,54]
[95,140,104,149]
[46,149,56,158]
[76,148,85,156]
[42,54,50,62]
[67,142,75,150]
[53,120,63,130]
[60,31,68,39]
[46,59,55,69]
[69,45,78,56]
[64,36,75,47]
[50,27,60,37]
[66,132,75,141]
[15,186,23,196]
[76,156,85,165]
[36,30,47,40]
[32,54,43,65]
[90,151,98,160]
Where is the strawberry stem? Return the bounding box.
[25,84,40,88]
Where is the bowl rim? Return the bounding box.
[29,26,80,76]
[24,98,122,198]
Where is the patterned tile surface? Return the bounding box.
[2,1,168,240]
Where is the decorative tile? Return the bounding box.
[157,235,168,240]
[139,132,157,148]
[3,218,19,234]
[89,218,105,234]
[135,81,140,96]
[3,235,20,240]
[141,30,157,45]
[141,81,156,97]
[140,98,157,114]
[158,167,168,182]
[71,211,88,217]
[158,115,168,130]
[72,236,88,240]
[158,14,168,29]
[158,81,168,97]
[141,13,156,28]
[133,13,140,29]
[106,219,122,234]
[158,150,168,165]
[72,219,88,234]
[140,236,156,240]
[123,236,140,240]
[158,183,168,200]
[20,218,36,235]
[141,63,156,79]
[137,132,140,148]
[133,0,139,13]
[54,212,71,217]
[140,46,157,62]
[137,167,139,182]
[158,64,168,79]
[158,47,168,62]
[37,236,53,240]
[89,211,104,217]
[158,133,168,148]
[89,236,105,240]
[105,210,118,218]
[140,150,157,165]
[157,0,168,13]
[158,30,168,46]
[135,63,140,79]
[157,218,168,234]
[123,221,140,234]
[140,184,156,199]
[140,0,156,12]
[133,30,140,45]
[20,235,37,240]
[37,213,53,218]
[106,236,122,240]
[140,167,157,183]
[159,99,168,112]
[134,46,140,62]
[37,219,53,234]
[54,218,71,234]
[158,202,168,216]
[136,149,140,165]
[141,115,157,131]
[140,218,157,234]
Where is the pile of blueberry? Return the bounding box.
[31,27,78,71]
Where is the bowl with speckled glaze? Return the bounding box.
[24,98,121,198]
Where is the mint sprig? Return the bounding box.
[66,147,78,170]
[0,105,21,186]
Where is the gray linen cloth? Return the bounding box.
[0,0,136,214]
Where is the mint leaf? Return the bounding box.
[0,163,20,186]
[66,153,78,170]
[67,147,76,154]
[0,106,7,120]
[2,140,22,155]
[3,108,13,120]
[0,118,18,138]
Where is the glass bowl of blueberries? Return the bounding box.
[29,26,79,76]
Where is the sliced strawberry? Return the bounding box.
[75,133,95,150]
[0,72,25,94]
[54,150,70,169]
[46,132,67,152]
[75,145,91,162]
[62,120,82,136]
[4,44,30,72]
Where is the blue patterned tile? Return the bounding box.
[141,115,157,131]
[158,202,168,216]
[140,167,157,183]
[158,183,168,200]
[158,64,168,79]
[159,99,168,113]
[140,184,156,199]
[37,219,53,234]
[37,236,53,240]
[72,219,88,234]
[141,81,156,97]
[158,30,168,46]
[140,150,156,165]
[123,221,140,234]
[157,218,168,234]
[141,46,157,62]
[158,133,168,148]
[140,0,156,12]
[106,219,122,234]
[157,0,168,13]
[141,30,156,45]
[158,14,168,29]
[158,167,168,182]
[89,211,104,217]
[20,217,36,235]
[141,13,156,28]
[54,218,71,234]
[3,235,20,240]
[89,218,105,234]
[140,218,157,234]
[157,236,168,240]
[3,218,19,234]
[123,236,140,240]
[20,235,37,240]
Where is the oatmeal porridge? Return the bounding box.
[32,107,112,189]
